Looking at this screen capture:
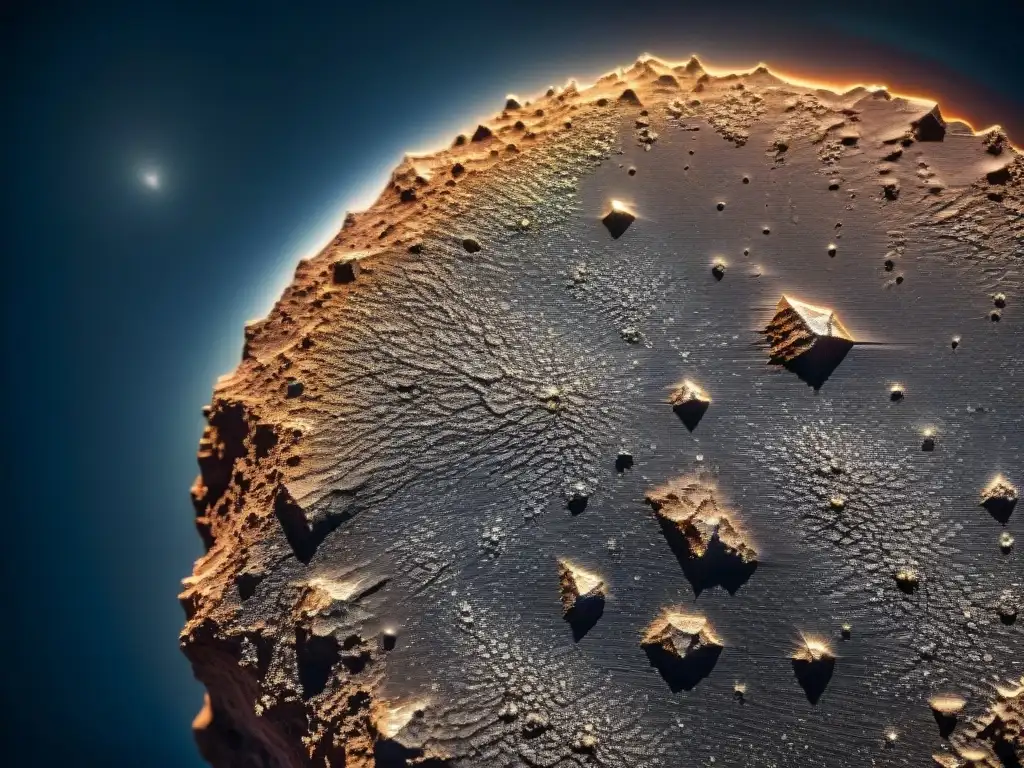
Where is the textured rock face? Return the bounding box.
[181,55,1023,767]
[640,610,722,658]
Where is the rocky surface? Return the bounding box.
[181,55,1023,767]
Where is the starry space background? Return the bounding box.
[1,1,1022,765]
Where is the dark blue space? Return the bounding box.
[1,1,1021,765]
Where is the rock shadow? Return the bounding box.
[644,645,722,692]
[565,596,605,642]
[658,517,758,595]
[566,496,589,515]
[673,399,709,431]
[374,740,451,768]
[792,657,835,704]
[932,710,958,739]
[779,338,852,391]
[982,496,1017,525]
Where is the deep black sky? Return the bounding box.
[1,1,1021,765]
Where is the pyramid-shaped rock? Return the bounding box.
[764,295,854,362]
[557,559,606,616]
[645,476,757,565]
[641,610,722,659]
[669,379,711,430]
[601,200,636,239]
[981,475,1018,523]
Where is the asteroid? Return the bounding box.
[180,54,1024,768]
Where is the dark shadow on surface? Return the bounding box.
[658,517,757,595]
[792,657,835,704]
[932,710,958,739]
[673,399,709,431]
[779,338,853,391]
[565,596,605,641]
[982,496,1017,524]
[566,496,588,515]
[644,645,722,692]
[374,740,451,768]
[990,737,1022,768]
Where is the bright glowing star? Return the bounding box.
[142,170,160,189]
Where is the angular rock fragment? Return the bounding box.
[557,559,606,638]
[470,124,493,142]
[668,379,710,431]
[619,87,642,105]
[645,474,757,594]
[913,105,947,141]
[764,295,855,389]
[522,711,549,737]
[641,610,722,657]
[895,567,920,593]
[998,593,1018,625]
[620,325,642,343]
[641,609,723,690]
[601,199,636,239]
[981,475,1018,523]
[922,430,937,452]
